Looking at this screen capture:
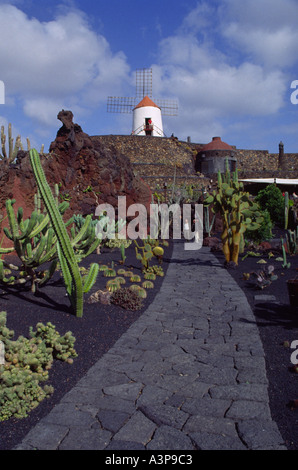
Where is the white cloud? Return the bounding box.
[152,0,291,143]
[23,98,66,126]
[0,4,130,122]
[221,0,298,68]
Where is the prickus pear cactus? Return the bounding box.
[204,164,263,266]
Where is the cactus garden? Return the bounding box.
[0,149,173,448]
[0,133,297,450]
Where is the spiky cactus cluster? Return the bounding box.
[0,198,68,292]
[145,265,164,276]
[1,124,22,164]
[0,311,77,421]
[0,123,44,164]
[134,238,164,271]
[204,161,264,266]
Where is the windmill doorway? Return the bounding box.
[145,118,153,135]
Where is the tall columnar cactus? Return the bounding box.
[0,124,22,163]
[29,149,99,317]
[284,191,289,230]
[204,164,263,266]
[286,227,298,255]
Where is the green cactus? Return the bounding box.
[286,227,298,255]
[120,242,126,264]
[99,264,109,272]
[281,240,291,268]
[0,311,76,421]
[29,149,99,317]
[204,165,263,266]
[284,192,289,230]
[104,267,117,277]
[142,280,154,289]
[123,270,134,277]
[134,239,154,270]
[144,272,156,281]
[106,279,121,292]
[117,268,126,275]
[135,286,147,299]
[0,199,65,292]
[0,124,22,163]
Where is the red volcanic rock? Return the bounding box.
[0,110,152,250]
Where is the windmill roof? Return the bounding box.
[134,95,160,109]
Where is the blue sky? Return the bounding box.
[0,0,298,154]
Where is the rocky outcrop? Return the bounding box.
[0,110,152,249]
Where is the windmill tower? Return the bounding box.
[107,68,178,137]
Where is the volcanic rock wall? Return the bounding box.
[95,135,208,189]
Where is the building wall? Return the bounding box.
[95,135,298,190]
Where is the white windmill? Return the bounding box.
[107,68,178,137]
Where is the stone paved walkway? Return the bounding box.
[15,242,287,450]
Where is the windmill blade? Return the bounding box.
[154,99,178,116]
[107,96,136,113]
[136,68,152,99]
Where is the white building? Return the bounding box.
[132,96,164,137]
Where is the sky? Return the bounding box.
[0,0,298,154]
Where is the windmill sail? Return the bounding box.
[107,68,178,137]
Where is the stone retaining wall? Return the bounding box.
[95,135,298,189]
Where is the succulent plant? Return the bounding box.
[117,268,126,275]
[251,264,278,289]
[144,272,156,280]
[104,268,117,277]
[123,270,134,277]
[135,287,147,299]
[281,242,291,268]
[106,279,121,292]
[0,311,76,421]
[152,246,164,257]
[134,240,153,270]
[110,287,143,311]
[286,227,298,255]
[142,280,154,289]
[98,264,109,272]
[204,161,264,266]
[130,274,141,282]
[129,284,141,292]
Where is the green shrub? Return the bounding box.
[255,184,284,226]
[0,312,77,421]
[245,209,273,243]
